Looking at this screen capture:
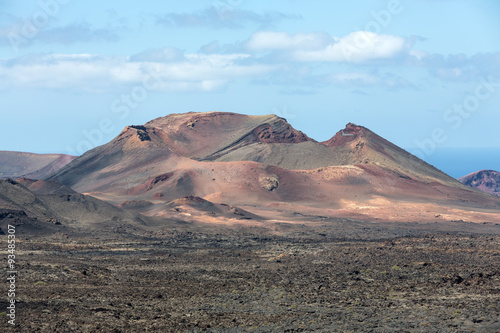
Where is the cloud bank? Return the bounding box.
[0,51,275,93]
[0,30,497,93]
[245,31,409,63]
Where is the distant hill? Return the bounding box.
[458,170,500,196]
[0,151,76,179]
[0,178,151,235]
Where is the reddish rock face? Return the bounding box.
[458,170,500,196]
[143,111,314,159]
[322,123,367,147]
[251,121,312,144]
[343,123,366,135]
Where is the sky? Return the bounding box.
[0,0,499,177]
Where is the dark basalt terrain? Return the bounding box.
[2,223,500,332]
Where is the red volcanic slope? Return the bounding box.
[46,112,500,223]
[214,121,462,187]
[321,123,462,186]
[458,170,500,196]
[144,112,313,159]
[47,112,313,191]
[0,151,76,179]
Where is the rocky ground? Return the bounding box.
[1,222,500,332]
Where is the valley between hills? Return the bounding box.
[1,111,500,332]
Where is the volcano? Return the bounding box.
[458,170,500,196]
[46,111,500,223]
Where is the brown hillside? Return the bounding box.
[46,112,500,223]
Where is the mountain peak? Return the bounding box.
[140,111,313,160]
[344,122,366,133]
[322,122,369,147]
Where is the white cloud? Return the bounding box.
[294,31,407,63]
[408,49,428,61]
[130,47,186,62]
[0,52,275,93]
[245,31,408,63]
[245,31,332,51]
[4,31,493,95]
[407,51,500,81]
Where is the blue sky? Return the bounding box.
[0,0,499,177]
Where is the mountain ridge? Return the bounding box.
[42,111,500,223]
[0,151,76,180]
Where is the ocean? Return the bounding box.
[419,147,500,179]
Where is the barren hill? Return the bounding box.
[216,122,462,187]
[459,170,500,196]
[46,112,500,223]
[0,151,76,179]
[145,112,313,160]
[0,178,151,234]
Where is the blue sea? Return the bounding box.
[419,148,500,179]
